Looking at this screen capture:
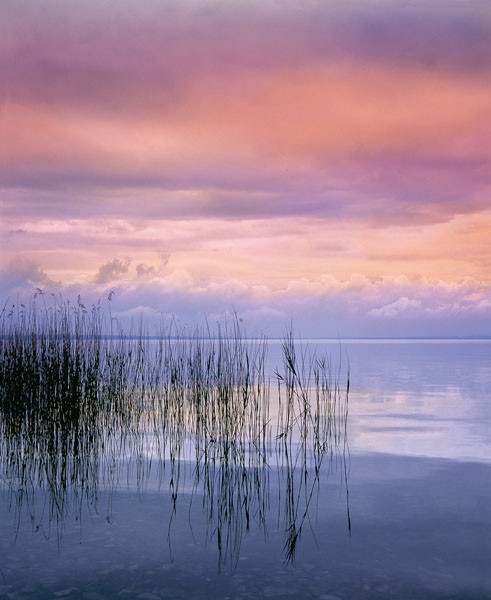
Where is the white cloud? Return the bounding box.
[476,299,491,312]
[1,270,490,338]
[369,297,422,318]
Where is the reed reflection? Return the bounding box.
[0,295,350,567]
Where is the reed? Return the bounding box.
[0,293,349,567]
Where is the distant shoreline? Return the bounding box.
[5,335,483,342]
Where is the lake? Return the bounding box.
[1,338,490,599]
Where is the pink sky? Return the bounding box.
[1,0,490,336]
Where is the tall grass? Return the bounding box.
[0,293,349,566]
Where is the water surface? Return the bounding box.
[1,338,489,599]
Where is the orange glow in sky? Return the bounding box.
[1,0,490,336]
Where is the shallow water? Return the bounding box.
[1,339,490,598]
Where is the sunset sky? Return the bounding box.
[1,0,490,337]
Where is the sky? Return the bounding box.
[1,0,490,337]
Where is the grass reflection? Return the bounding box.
[0,294,350,567]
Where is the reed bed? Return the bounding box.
[0,293,349,567]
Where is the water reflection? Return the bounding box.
[348,387,491,462]
[0,301,350,568]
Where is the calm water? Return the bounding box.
[1,339,490,599]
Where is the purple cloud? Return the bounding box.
[94,257,131,284]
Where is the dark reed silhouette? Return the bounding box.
[0,293,350,568]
